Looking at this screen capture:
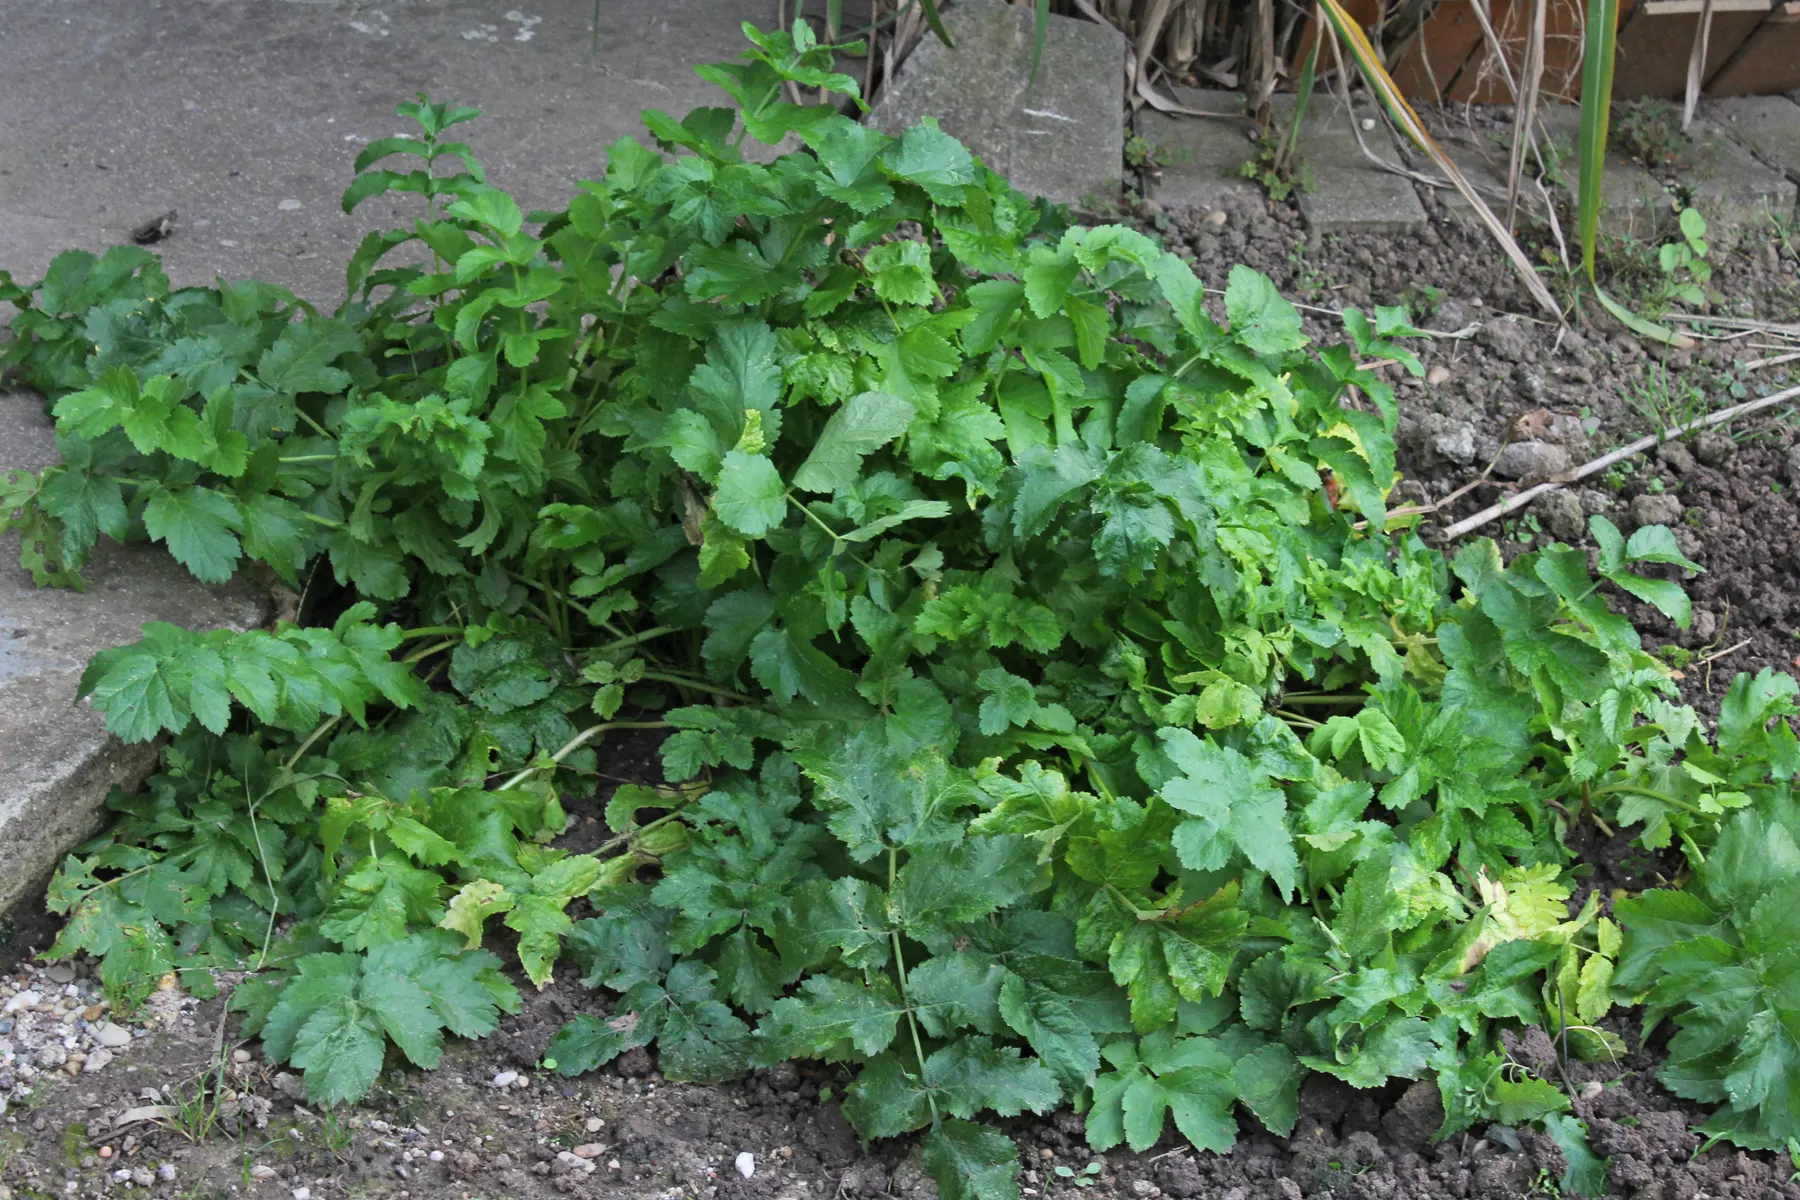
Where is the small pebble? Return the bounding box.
[278,199,303,211]
[1426,363,1451,386]
[83,1006,103,1022]
[428,1150,444,1163]
[293,1188,311,1200]
[111,1169,131,1184]
[99,1146,113,1159]
[573,1143,604,1159]
[491,1070,518,1089]
[1205,209,1228,227]
[44,965,74,985]
[94,1023,132,1049]
[250,1165,276,1179]
[584,1117,603,1133]
[736,1151,756,1179]
[157,1165,177,1182]
[233,1049,252,1064]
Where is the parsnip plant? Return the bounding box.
[3,22,1796,1197]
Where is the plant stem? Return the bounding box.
[888,847,940,1124]
[639,672,756,702]
[284,715,342,772]
[403,639,461,664]
[495,720,671,791]
[398,625,466,641]
[593,625,677,654]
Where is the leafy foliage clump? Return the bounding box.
[4,22,1798,1198]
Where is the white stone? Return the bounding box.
[736,1152,756,1179]
[278,199,303,211]
[95,1023,131,1049]
[4,992,40,1013]
[490,1070,518,1088]
[292,1188,311,1200]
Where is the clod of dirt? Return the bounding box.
[1629,492,1684,527]
[1494,440,1572,480]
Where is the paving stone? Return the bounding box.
[1707,96,1800,186]
[1131,88,1266,214]
[1538,104,1673,241]
[1681,120,1798,239]
[867,0,1125,207]
[1279,96,1428,236]
[0,0,782,302]
[0,393,269,917]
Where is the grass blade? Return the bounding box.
[1314,0,1565,322]
[1275,11,1321,178]
[918,0,955,48]
[1576,0,1618,285]
[1577,0,1693,347]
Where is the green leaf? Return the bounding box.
[713,450,787,536]
[1543,1115,1610,1197]
[1159,729,1300,901]
[792,392,916,494]
[922,1119,1021,1200]
[1225,265,1305,355]
[450,636,558,715]
[142,486,244,584]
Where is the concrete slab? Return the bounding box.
[1132,89,1271,214]
[1682,120,1798,239]
[1538,104,1673,241]
[1707,96,1800,186]
[1,394,269,917]
[867,0,1125,207]
[1280,96,1428,237]
[0,0,780,303]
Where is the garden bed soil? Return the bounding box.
[2,187,1798,1200]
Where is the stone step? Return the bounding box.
[1134,88,1429,236]
[866,0,1126,208]
[1,394,269,917]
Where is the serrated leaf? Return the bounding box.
[713,450,787,536]
[792,391,915,494]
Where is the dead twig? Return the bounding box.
[1439,383,1800,539]
[1744,350,1800,372]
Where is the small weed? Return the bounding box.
[1611,98,1686,167]
[1239,133,1312,201]
[1053,1161,1105,1189]
[1124,132,1181,175]
[161,1055,233,1145]
[1529,1165,1565,1197]
[1396,282,1445,322]
[1627,358,1708,437]
[1658,644,1694,670]
[60,1122,88,1167]
[1288,242,1331,298]
[316,1110,357,1159]
[1603,458,1639,490]
[1656,207,1712,308]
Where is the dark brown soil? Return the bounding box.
[6,180,1800,1200]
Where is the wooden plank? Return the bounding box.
[1390,2,1488,103]
[1446,0,1597,104]
[1708,8,1800,94]
[1613,7,1766,99]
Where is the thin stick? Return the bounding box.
[1745,350,1800,372]
[1440,383,1800,539]
[1667,313,1800,337]
[1682,0,1715,133]
[1691,637,1752,670]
